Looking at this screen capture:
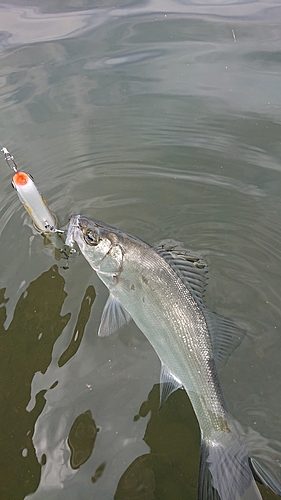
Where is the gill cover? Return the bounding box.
[68,215,131,336]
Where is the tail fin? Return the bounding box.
[199,428,263,500]
[235,420,281,496]
[250,457,281,496]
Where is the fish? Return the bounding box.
[66,214,278,500]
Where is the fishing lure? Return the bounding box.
[2,146,57,234]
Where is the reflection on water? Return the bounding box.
[23,262,153,500]
[0,266,69,498]
[68,410,98,470]
[1,0,281,499]
[115,386,199,500]
[58,286,96,367]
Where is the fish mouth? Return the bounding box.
[65,214,83,248]
[66,214,98,250]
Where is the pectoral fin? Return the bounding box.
[98,293,131,337]
[159,364,183,408]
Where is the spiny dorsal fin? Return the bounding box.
[156,242,208,303]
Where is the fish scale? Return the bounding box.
[116,247,224,425]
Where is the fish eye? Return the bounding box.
[84,228,100,246]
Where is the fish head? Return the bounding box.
[67,215,124,277]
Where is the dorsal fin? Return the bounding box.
[156,242,208,303]
[156,241,246,365]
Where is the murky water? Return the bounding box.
[1,1,281,499]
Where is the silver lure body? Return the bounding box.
[67,214,263,500]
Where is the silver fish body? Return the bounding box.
[67,214,266,500]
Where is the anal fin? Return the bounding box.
[159,364,183,408]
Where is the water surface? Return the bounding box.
[0,1,281,499]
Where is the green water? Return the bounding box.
[0,1,281,499]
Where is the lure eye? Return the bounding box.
[84,228,100,246]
